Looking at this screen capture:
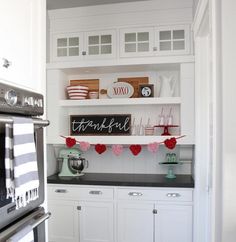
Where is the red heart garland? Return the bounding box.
[66,137,76,148]
[164,137,177,149]
[95,144,107,154]
[129,145,142,156]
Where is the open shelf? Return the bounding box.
[59,97,181,107]
[47,135,190,145]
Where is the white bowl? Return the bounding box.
[67,85,89,91]
[88,91,99,99]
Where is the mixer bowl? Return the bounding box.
[68,157,88,174]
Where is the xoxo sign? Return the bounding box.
[107,82,134,98]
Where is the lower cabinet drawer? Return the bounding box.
[117,188,193,202]
[48,185,114,200]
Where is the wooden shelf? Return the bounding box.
[59,97,181,107]
[47,135,190,145]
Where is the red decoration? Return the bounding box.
[95,144,107,154]
[66,137,76,148]
[129,145,142,156]
[164,137,177,149]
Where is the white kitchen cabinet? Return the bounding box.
[155,203,192,242]
[119,27,154,58]
[117,202,154,242]
[51,29,116,62]
[48,199,79,242]
[119,25,190,58]
[0,0,45,92]
[79,201,114,242]
[47,185,114,242]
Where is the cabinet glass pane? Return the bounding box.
[160,41,171,51]
[89,46,99,55]
[173,40,185,50]
[69,47,79,56]
[69,37,79,46]
[125,43,136,52]
[101,35,112,44]
[138,43,149,52]
[125,33,136,42]
[101,45,112,54]
[89,36,99,45]
[173,30,185,39]
[57,48,67,56]
[137,32,149,41]
[57,38,67,47]
[159,31,171,40]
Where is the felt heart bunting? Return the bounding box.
[95,144,107,154]
[66,137,76,148]
[112,144,123,156]
[129,145,142,156]
[147,142,159,153]
[164,137,177,149]
[79,141,90,152]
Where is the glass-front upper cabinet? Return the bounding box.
[52,32,84,62]
[119,27,154,57]
[155,25,190,55]
[84,30,116,59]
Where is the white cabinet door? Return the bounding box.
[0,0,45,92]
[119,27,154,58]
[155,25,190,56]
[117,202,154,242]
[79,201,114,242]
[155,204,192,242]
[84,30,116,59]
[52,32,84,62]
[48,200,79,242]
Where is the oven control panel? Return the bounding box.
[0,83,44,116]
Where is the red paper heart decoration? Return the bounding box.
[95,144,107,154]
[164,137,177,149]
[66,137,76,148]
[129,145,142,156]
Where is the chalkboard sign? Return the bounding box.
[70,114,131,135]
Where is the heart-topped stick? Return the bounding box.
[95,144,107,154]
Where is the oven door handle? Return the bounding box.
[30,212,51,228]
[0,115,50,127]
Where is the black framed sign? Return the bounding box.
[70,114,131,135]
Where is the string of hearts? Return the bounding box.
[60,135,185,156]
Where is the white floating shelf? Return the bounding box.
[59,97,181,107]
[47,135,190,145]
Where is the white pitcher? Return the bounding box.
[159,75,176,97]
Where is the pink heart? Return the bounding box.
[147,142,159,153]
[112,144,123,156]
[79,141,90,152]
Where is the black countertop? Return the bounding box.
[47,173,194,188]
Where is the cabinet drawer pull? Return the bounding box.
[55,189,68,193]
[89,191,102,195]
[166,193,181,197]
[128,192,143,197]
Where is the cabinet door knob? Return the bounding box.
[153,46,157,51]
[82,51,86,56]
[128,192,143,197]
[89,190,102,195]
[2,58,11,68]
[166,193,181,197]
[77,206,81,210]
[55,189,68,193]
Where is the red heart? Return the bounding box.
[129,145,142,156]
[66,137,76,148]
[95,144,107,154]
[164,137,177,149]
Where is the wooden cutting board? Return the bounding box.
[117,77,149,98]
[70,79,99,92]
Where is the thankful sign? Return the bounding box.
[70,114,131,135]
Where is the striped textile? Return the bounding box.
[6,225,34,242]
[5,117,39,209]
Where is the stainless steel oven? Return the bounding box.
[0,82,50,241]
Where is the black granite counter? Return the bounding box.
[47,173,194,188]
